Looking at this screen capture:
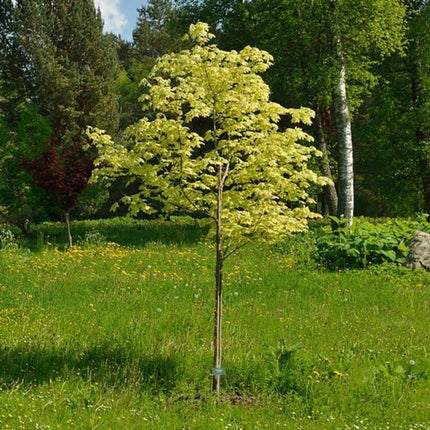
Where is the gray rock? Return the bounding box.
[406,231,430,270]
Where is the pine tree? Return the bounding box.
[0,0,27,115]
[14,0,120,136]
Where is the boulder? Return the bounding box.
[406,231,430,270]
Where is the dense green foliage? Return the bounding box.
[173,0,430,219]
[0,0,120,230]
[1,0,430,226]
[0,104,53,233]
[182,0,408,219]
[1,219,430,428]
[313,216,430,269]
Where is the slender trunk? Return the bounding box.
[316,106,338,216]
[334,46,354,227]
[212,164,223,396]
[65,211,73,247]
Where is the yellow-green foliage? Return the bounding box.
[88,23,329,253]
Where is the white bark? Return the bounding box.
[334,46,354,227]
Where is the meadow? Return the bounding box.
[1,218,430,429]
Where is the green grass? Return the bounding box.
[1,218,430,429]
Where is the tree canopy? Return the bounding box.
[89,22,328,250]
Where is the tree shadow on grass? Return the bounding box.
[27,218,211,250]
[0,341,182,394]
[96,219,211,248]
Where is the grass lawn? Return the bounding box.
[1,218,430,429]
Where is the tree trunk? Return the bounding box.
[65,211,73,247]
[212,165,223,396]
[316,106,338,216]
[334,45,354,227]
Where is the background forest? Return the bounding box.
[1,0,430,233]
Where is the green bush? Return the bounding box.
[313,216,430,270]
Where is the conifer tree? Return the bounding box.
[0,0,27,114]
[133,0,186,64]
[14,0,120,135]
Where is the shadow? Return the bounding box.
[24,218,211,250]
[0,341,181,394]
[91,219,210,248]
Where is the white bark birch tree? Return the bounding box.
[328,0,406,226]
[335,54,354,226]
[330,0,354,225]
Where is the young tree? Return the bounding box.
[22,137,94,246]
[89,23,328,395]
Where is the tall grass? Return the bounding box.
[0,218,429,429]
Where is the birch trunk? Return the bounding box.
[334,46,354,227]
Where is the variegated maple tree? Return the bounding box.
[88,22,329,395]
